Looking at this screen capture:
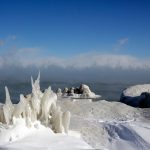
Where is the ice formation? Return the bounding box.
[80,84,98,98]
[3,87,14,125]
[57,84,101,99]
[0,73,71,134]
[56,88,62,97]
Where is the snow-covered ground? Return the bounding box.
[0,73,93,150]
[1,74,150,150]
[58,99,150,150]
[0,118,91,150]
[0,99,150,150]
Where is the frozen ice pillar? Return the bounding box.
[3,86,14,124]
[5,86,13,106]
[31,74,41,119]
[33,71,40,93]
[31,71,42,98]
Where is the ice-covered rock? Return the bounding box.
[122,84,150,97]
[120,84,150,108]
[62,87,69,97]
[60,84,101,99]
[79,84,99,98]
[56,88,62,97]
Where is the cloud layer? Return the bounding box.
[0,47,150,84]
[0,48,150,71]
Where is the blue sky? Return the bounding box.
[0,0,150,73]
[0,0,150,57]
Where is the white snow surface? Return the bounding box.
[1,99,150,150]
[1,74,150,150]
[0,118,91,150]
[123,84,150,97]
[58,99,150,150]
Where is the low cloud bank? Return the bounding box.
[0,48,150,70]
[0,49,150,83]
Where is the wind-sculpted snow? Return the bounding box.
[58,99,150,150]
[80,121,150,150]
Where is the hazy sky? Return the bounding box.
[0,0,150,82]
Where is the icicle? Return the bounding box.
[34,71,40,92]
[62,111,71,134]
[5,86,13,106]
[3,87,14,125]
[31,76,34,89]
[37,71,40,82]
